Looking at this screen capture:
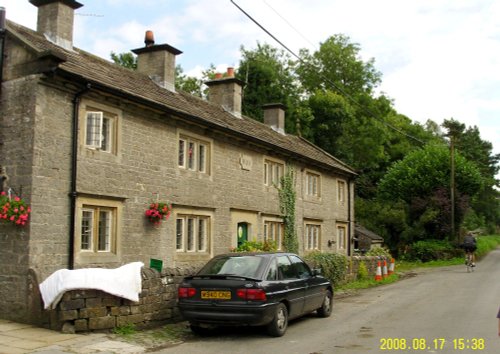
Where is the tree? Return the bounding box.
[236,43,305,135]
[110,51,137,70]
[296,34,382,97]
[378,144,483,241]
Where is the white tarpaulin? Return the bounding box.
[39,262,144,309]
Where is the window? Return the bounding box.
[178,136,210,174]
[305,224,321,250]
[338,180,346,203]
[306,171,321,197]
[264,159,284,186]
[80,205,116,253]
[337,225,347,250]
[85,111,116,153]
[264,220,284,250]
[176,214,209,252]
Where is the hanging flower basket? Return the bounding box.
[0,191,31,226]
[145,202,172,225]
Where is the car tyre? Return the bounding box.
[317,289,333,318]
[266,303,288,337]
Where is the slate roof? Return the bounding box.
[355,224,384,241]
[6,20,357,177]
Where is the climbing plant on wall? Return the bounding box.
[278,166,298,253]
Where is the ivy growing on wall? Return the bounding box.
[278,166,298,253]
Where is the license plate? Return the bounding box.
[201,290,231,300]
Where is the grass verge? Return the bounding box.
[337,234,500,292]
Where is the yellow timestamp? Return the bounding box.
[379,338,486,351]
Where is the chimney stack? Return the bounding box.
[29,0,83,51]
[263,103,286,135]
[132,31,182,92]
[206,67,244,118]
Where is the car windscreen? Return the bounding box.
[197,256,266,279]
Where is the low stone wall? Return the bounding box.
[347,255,393,282]
[43,256,395,332]
[45,267,197,332]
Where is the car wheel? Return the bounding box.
[266,303,288,337]
[317,289,333,318]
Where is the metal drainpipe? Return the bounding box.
[347,178,352,256]
[69,83,91,269]
[0,7,7,95]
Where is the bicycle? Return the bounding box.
[465,251,475,273]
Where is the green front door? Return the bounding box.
[237,222,248,247]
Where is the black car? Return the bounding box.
[177,252,333,337]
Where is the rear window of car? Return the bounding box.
[198,256,265,278]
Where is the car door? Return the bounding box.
[289,255,325,313]
[276,255,306,318]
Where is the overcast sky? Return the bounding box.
[1,0,499,160]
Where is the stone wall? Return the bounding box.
[347,255,394,282]
[45,267,197,332]
[44,257,395,332]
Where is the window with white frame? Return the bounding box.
[338,180,346,203]
[85,111,116,153]
[176,214,210,252]
[178,136,210,174]
[337,225,347,250]
[264,159,284,187]
[80,205,116,253]
[264,220,284,250]
[305,223,321,250]
[306,171,321,197]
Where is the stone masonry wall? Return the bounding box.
[45,267,197,332]
[45,257,395,333]
[347,255,394,282]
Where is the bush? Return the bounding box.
[403,240,461,262]
[232,240,277,252]
[476,235,500,258]
[304,251,347,286]
[365,247,392,258]
[357,261,369,281]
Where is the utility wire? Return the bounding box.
[230,0,425,145]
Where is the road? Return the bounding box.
[155,248,500,354]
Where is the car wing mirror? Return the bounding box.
[312,268,322,276]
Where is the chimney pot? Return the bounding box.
[145,30,155,47]
[227,67,235,77]
[214,72,223,79]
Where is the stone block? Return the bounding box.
[59,310,78,321]
[80,307,107,318]
[59,299,85,310]
[85,297,102,308]
[102,297,121,307]
[89,316,116,330]
[74,319,88,332]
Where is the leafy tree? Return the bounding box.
[378,144,483,241]
[236,43,303,135]
[110,51,137,70]
[296,34,382,96]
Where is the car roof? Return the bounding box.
[213,252,298,258]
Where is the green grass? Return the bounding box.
[113,323,137,336]
[337,234,500,292]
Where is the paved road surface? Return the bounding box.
[155,248,500,354]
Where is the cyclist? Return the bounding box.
[462,232,477,267]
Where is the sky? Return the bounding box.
[1,0,499,161]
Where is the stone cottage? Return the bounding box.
[0,0,357,324]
